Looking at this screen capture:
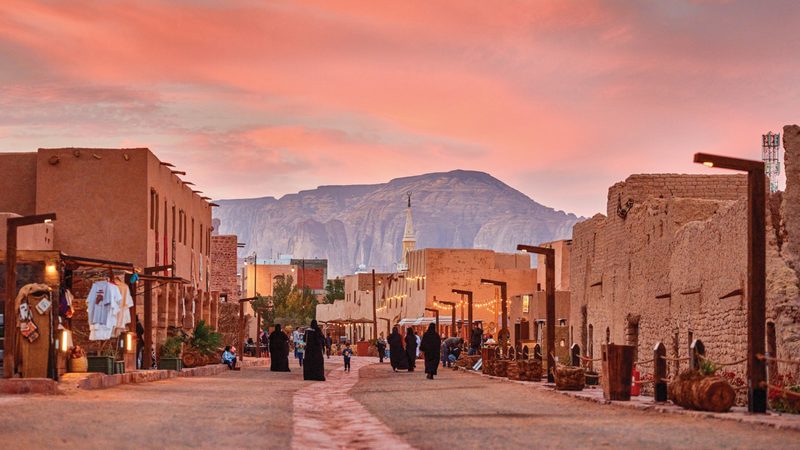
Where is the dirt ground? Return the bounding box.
[0,358,322,449]
[2,358,800,449]
[350,364,800,450]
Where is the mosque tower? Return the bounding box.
[398,191,416,271]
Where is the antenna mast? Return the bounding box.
[762,132,781,193]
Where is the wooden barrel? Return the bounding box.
[68,356,88,373]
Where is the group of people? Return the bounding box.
[223,320,488,382]
[386,324,442,379]
[385,322,487,380]
[266,321,327,381]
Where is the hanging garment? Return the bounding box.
[86,281,122,340]
[15,283,52,378]
[113,280,133,335]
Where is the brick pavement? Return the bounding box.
[291,357,414,450]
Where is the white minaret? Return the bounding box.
[398,192,416,271]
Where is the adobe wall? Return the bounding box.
[570,173,750,371]
[536,239,571,291]
[35,148,149,266]
[571,151,800,382]
[0,152,37,216]
[210,235,240,303]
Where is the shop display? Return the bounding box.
[86,279,132,340]
[15,283,53,378]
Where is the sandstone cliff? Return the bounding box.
[213,170,581,276]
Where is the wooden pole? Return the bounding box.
[515,245,557,382]
[452,289,473,340]
[256,310,262,358]
[143,281,153,368]
[748,167,767,413]
[372,269,378,340]
[4,220,18,379]
[694,153,767,413]
[239,300,245,362]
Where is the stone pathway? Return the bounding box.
[291,357,414,450]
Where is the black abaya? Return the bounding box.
[388,329,408,370]
[303,321,326,381]
[268,326,290,372]
[405,329,417,371]
[419,324,441,376]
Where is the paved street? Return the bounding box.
[352,362,800,450]
[1,359,799,449]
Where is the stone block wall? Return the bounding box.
[210,235,239,304]
[571,129,800,387]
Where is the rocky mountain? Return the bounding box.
[213,170,582,276]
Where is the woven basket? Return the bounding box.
[554,365,586,391]
[68,356,89,373]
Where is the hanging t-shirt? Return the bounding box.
[113,280,133,334]
[86,281,122,340]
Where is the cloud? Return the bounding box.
[0,0,798,216]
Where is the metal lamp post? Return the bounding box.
[694,152,767,413]
[480,279,508,355]
[517,244,556,382]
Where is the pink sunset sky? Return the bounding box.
[1,0,798,217]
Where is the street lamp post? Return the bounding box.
[452,289,473,338]
[694,152,767,413]
[480,279,508,355]
[517,244,556,383]
[4,213,56,378]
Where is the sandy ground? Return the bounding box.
[350,363,800,450]
[2,358,800,450]
[0,357,337,450]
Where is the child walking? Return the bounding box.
[342,342,353,372]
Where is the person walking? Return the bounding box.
[295,336,305,367]
[325,333,333,359]
[469,322,483,356]
[260,329,269,357]
[269,324,291,372]
[342,342,353,372]
[405,328,417,372]
[388,327,408,372]
[419,323,441,380]
[376,332,387,364]
[303,320,326,381]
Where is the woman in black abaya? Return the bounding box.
[303,320,326,381]
[268,324,291,372]
[419,323,441,380]
[388,327,408,372]
[405,328,417,372]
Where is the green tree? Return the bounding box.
[324,278,345,304]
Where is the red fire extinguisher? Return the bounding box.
[631,366,641,396]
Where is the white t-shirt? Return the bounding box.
[86,281,122,340]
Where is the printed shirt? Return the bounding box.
[342,348,353,358]
[86,281,122,340]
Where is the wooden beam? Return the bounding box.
[719,288,743,300]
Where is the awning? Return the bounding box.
[398,316,457,326]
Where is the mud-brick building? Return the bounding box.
[0,148,218,355]
[571,126,800,383]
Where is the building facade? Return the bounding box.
[0,148,217,355]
